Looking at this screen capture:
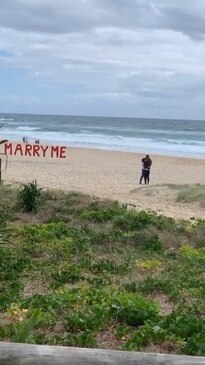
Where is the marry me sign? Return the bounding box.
[4,143,67,158]
[0,123,67,182]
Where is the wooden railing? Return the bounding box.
[0,342,204,364]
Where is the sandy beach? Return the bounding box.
[2,145,205,219]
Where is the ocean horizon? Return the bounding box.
[1,112,205,159]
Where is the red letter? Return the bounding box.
[59,146,66,158]
[33,145,40,157]
[51,146,59,158]
[40,145,49,157]
[25,144,32,156]
[14,144,23,156]
[4,143,13,156]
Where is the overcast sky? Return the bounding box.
[0,0,205,119]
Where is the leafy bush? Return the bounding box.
[80,210,112,222]
[113,211,154,231]
[111,293,159,326]
[88,259,128,274]
[18,181,42,212]
[12,309,40,343]
[0,216,9,245]
[126,231,164,252]
[79,207,125,222]
[123,282,138,293]
[136,259,162,271]
[113,211,175,232]
[137,277,173,296]
[0,246,28,308]
[51,264,82,287]
[157,305,205,355]
[66,310,103,332]
[176,185,205,208]
[179,245,204,261]
[22,222,69,244]
[141,234,164,253]
[162,306,204,341]
[124,304,205,355]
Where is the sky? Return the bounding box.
[0,0,205,119]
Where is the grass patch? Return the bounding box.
[176,185,205,208]
[160,184,205,208]
[0,182,204,355]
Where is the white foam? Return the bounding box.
[16,126,40,131]
[2,128,205,158]
[0,118,14,121]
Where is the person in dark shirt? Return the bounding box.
[139,155,152,184]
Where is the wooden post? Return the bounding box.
[0,342,204,365]
[0,140,8,184]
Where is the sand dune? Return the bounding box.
[2,145,205,219]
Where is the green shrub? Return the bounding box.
[163,309,204,340]
[123,282,137,293]
[176,185,205,208]
[0,245,29,308]
[113,211,154,231]
[111,293,159,326]
[123,322,166,351]
[113,211,175,232]
[80,208,122,222]
[141,234,164,253]
[185,333,205,356]
[65,331,97,348]
[126,230,164,252]
[123,304,205,354]
[12,309,40,343]
[0,216,9,245]
[89,259,128,274]
[115,324,135,340]
[51,264,82,287]
[66,311,102,332]
[158,305,205,355]
[46,331,98,348]
[18,181,42,212]
[22,222,69,244]
[137,277,173,296]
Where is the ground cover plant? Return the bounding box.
[0,182,204,355]
[164,184,205,208]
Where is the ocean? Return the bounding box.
[0,113,205,158]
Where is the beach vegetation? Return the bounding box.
[161,184,205,208]
[176,184,205,208]
[0,183,204,355]
[17,180,42,212]
[0,214,10,245]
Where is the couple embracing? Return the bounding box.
[139,154,152,185]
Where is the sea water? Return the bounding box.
[0,113,205,158]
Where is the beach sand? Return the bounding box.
[2,145,205,219]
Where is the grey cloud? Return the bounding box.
[0,0,205,41]
[1,0,205,118]
[121,70,205,103]
[0,0,103,33]
[157,5,205,40]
